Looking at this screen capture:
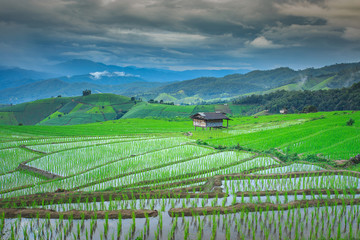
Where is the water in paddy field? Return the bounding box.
[2,205,360,239]
[37,193,360,212]
[222,175,360,192]
[252,163,324,174]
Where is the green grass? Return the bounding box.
[0,148,39,173]
[122,102,194,119]
[86,106,115,114]
[1,109,360,240]
[205,111,360,159]
[58,101,79,114]
[123,102,230,119]
[39,111,64,123]
[310,76,334,90]
[191,105,215,114]
[1,118,193,136]
[28,137,191,176]
[1,97,72,125]
[68,103,84,113]
[0,93,257,126]
[39,112,109,126]
[1,110,359,162]
[84,151,254,191]
[0,93,136,126]
[0,171,44,191]
[33,145,213,192]
[1,110,360,240]
[79,93,131,106]
[154,93,177,102]
[0,112,18,125]
[228,104,256,116]
[112,103,135,113]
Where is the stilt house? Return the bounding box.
[190,112,231,130]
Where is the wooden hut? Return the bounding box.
[190,112,231,131]
[280,108,288,114]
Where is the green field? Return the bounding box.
[121,102,251,119]
[0,94,136,126]
[1,111,360,239]
[0,93,255,126]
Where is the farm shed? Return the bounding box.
[190,112,231,130]
[280,108,288,114]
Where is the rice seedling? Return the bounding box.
[0,148,39,174]
[27,137,191,177]
[27,137,143,153]
[1,113,360,240]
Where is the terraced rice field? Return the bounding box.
[1,111,360,239]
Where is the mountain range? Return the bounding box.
[143,62,360,103]
[1,60,360,105]
[47,59,246,82]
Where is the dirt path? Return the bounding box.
[275,148,286,156]
[169,198,360,216]
[215,169,360,180]
[20,145,47,155]
[0,190,226,208]
[17,163,61,179]
[3,169,359,208]
[1,208,158,219]
[235,188,360,197]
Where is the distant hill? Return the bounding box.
[59,73,146,85]
[48,59,245,82]
[0,68,56,90]
[121,102,253,119]
[2,81,359,125]
[147,67,296,99]
[0,59,248,104]
[0,93,136,125]
[234,82,360,114]
[1,60,359,105]
[0,92,254,125]
[0,79,166,104]
[142,62,360,104]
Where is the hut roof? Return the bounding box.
[190,112,230,120]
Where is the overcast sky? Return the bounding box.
[1,0,360,71]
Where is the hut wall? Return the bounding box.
[193,119,207,127]
[206,119,223,127]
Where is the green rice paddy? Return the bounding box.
[0,110,360,239]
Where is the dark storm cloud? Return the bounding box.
[0,0,359,70]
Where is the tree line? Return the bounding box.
[233,82,360,114]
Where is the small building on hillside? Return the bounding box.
[280,108,288,114]
[190,112,231,130]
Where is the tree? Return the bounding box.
[83,89,91,96]
[302,105,318,113]
[347,118,355,126]
[159,100,164,104]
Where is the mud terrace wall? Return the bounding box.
[18,163,61,179]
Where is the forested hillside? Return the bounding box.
[141,62,360,103]
[234,82,360,114]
